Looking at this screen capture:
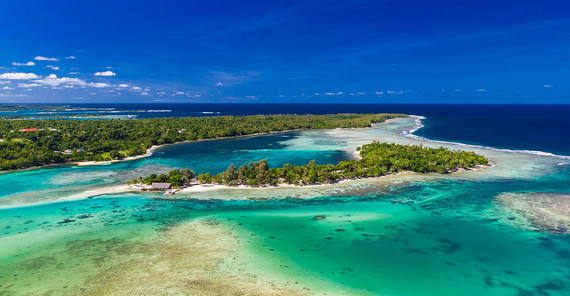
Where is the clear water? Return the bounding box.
[1,115,569,295]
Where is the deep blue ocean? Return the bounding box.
[22,103,570,156]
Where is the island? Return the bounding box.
[0,113,406,171]
[130,142,489,189]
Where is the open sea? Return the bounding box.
[0,104,569,295]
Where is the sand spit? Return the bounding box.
[155,165,489,198]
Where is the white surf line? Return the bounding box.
[403,115,570,160]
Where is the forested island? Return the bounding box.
[0,113,406,170]
[131,142,489,188]
[0,104,109,112]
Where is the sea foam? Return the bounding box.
[403,115,570,160]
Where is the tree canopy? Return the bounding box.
[133,142,489,188]
[0,113,407,171]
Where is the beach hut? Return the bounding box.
[151,183,171,190]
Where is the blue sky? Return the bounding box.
[0,0,569,103]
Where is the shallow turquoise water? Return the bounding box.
[0,131,351,206]
[1,118,569,295]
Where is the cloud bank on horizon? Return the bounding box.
[0,0,569,104]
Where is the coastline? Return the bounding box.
[0,166,489,210]
[172,164,489,195]
[75,145,162,166]
[94,164,489,201]
[73,128,309,167]
[4,112,570,295]
[0,117,495,210]
[71,119,399,167]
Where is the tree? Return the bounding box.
[180,168,196,181]
[222,163,238,184]
[109,150,122,160]
[197,173,212,184]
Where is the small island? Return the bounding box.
[130,142,489,190]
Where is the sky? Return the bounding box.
[0,0,569,104]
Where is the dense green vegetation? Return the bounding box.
[0,113,406,170]
[0,104,72,111]
[132,142,489,188]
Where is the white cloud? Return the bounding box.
[0,81,10,85]
[117,84,129,88]
[62,85,74,88]
[65,56,76,59]
[33,74,88,87]
[387,90,405,95]
[35,56,59,61]
[46,65,60,70]
[216,82,223,86]
[0,72,40,80]
[12,61,35,66]
[89,82,110,88]
[2,86,14,90]
[131,86,142,90]
[543,84,553,88]
[17,83,41,88]
[175,91,185,95]
[375,91,384,95]
[68,72,80,75]
[477,88,486,92]
[0,93,28,97]
[94,71,116,76]
[141,92,149,95]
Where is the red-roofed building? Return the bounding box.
[18,128,38,132]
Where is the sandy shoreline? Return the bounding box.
[74,145,162,166]
[71,164,489,202]
[72,128,315,167]
[72,119,398,167]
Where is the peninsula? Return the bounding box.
[0,113,406,171]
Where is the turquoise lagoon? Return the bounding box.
[1,117,569,295]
